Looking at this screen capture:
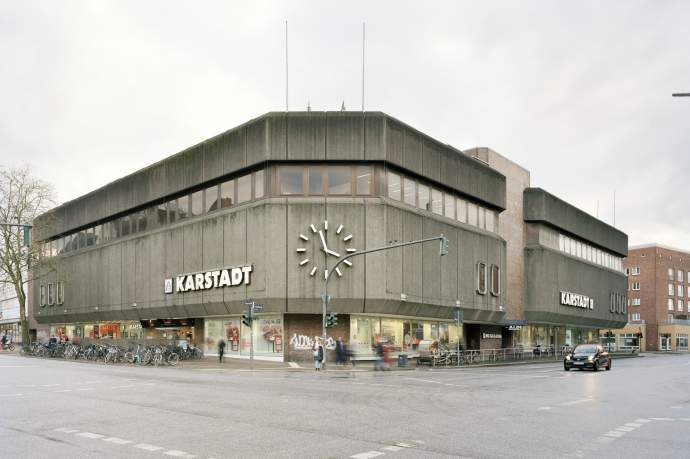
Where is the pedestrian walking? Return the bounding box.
[314,339,324,371]
[218,338,226,363]
[335,337,346,366]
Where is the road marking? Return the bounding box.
[394,442,415,448]
[103,437,132,445]
[55,389,72,393]
[413,440,425,444]
[18,384,36,388]
[77,388,94,391]
[77,432,105,439]
[680,418,690,421]
[625,422,643,428]
[0,393,23,397]
[112,385,136,389]
[538,406,552,411]
[288,362,301,368]
[635,418,652,423]
[381,445,403,452]
[616,426,635,432]
[559,398,592,406]
[650,417,674,421]
[350,452,384,459]
[671,405,682,409]
[134,443,165,451]
[164,450,196,458]
[41,384,60,387]
[603,431,625,438]
[54,428,79,433]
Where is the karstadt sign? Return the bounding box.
[164,266,253,294]
[560,291,594,310]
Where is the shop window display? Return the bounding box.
[204,315,283,357]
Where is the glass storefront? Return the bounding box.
[49,321,193,343]
[514,324,598,351]
[350,315,460,357]
[204,314,283,359]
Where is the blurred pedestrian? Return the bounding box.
[314,339,324,371]
[218,338,226,363]
[374,339,384,370]
[335,337,346,366]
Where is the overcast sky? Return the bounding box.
[2,1,689,249]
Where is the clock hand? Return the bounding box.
[318,230,329,253]
[326,249,341,257]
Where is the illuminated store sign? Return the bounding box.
[560,291,593,310]
[482,332,502,339]
[164,266,253,294]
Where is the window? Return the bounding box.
[167,200,177,224]
[190,190,203,216]
[679,299,684,311]
[403,178,416,205]
[558,234,565,252]
[237,174,252,203]
[40,285,46,307]
[254,170,265,199]
[57,237,65,254]
[632,298,641,306]
[177,195,189,220]
[467,203,478,226]
[668,283,674,296]
[576,241,582,258]
[679,270,685,282]
[418,184,429,210]
[154,203,166,227]
[220,180,234,208]
[57,281,64,305]
[668,268,674,280]
[631,313,640,321]
[308,167,323,195]
[444,193,454,219]
[387,172,401,200]
[668,313,674,321]
[476,262,487,295]
[135,211,147,233]
[431,189,442,215]
[456,198,467,223]
[120,217,131,237]
[48,283,55,306]
[355,166,371,195]
[280,166,304,195]
[631,267,640,275]
[93,225,101,245]
[490,264,500,296]
[679,285,684,297]
[631,282,640,291]
[668,298,674,311]
[205,185,219,212]
[478,206,485,229]
[485,210,495,233]
[328,166,352,195]
[676,335,688,350]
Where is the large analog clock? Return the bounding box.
[296,220,356,279]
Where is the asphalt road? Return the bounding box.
[1,353,689,458]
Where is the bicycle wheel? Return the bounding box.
[124,352,134,364]
[167,353,179,366]
[142,351,152,366]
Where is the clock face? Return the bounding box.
[296,220,355,279]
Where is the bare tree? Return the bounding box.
[0,165,56,348]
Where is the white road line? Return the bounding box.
[625,422,643,428]
[350,452,384,459]
[650,417,674,421]
[395,442,415,448]
[77,388,94,391]
[635,418,652,423]
[413,440,425,444]
[559,398,592,406]
[616,426,635,432]
[164,451,196,458]
[134,443,165,452]
[680,418,690,421]
[603,431,625,438]
[18,384,36,388]
[54,427,79,433]
[538,406,552,411]
[382,445,403,452]
[0,393,23,397]
[103,437,132,445]
[76,432,105,439]
[41,384,60,387]
[55,389,72,393]
[112,385,136,389]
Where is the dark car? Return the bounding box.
[564,344,611,371]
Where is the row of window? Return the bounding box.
[630,312,641,321]
[668,283,688,298]
[667,268,688,282]
[667,298,690,312]
[41,169,265,257]
[476,262,501,296]
[387,171,499,234]
[39,282,64,307]
[279,165,373,196]
[558,234,624,273]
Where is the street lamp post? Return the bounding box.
[320,234,449,368]
[672,93,690,97]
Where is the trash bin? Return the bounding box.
[397,354,408,368]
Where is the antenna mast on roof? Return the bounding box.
[285,20,289,111]
[361,21,365,111]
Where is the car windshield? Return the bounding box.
[573,344,597,354]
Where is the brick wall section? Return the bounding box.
[284,313,350,364]
[625,245,690,351]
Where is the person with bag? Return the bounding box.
[313,339,324,371]
[218,338,226,363]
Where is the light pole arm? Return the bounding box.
[321,234,447,364]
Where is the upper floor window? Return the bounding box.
[387,171,401,200]
[431,189,443,215]
[205,185,219,212]
[632,298,641,306]
[485,210,496,233]
[456,198,467,223]
[631,282,640,291]
[355,166,371,195]
[490,264,500,296]
[668,283,674,296]
[668,298,674,311]
[467,203,478,226]
[254,170,265,199]
[47,283,55,306]
[631,267,640,275]
[418,184,429,210]
[40,285,46,307]
[280,166,304,195]
[668,268,674,280]
[678,299,684,311]
[679,270,685,282]
[328,166,352,195]
[237,175,252,203]
[631,312,641,322]
[403,178,416,206]
[56,281,64,305]
[678,285,684,297]
[476,262,487,295]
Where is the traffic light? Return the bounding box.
[326,312,338,328]
[439,235,449,256]
[242,314,252,327]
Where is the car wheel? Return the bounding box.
[593,361,599,372]
[606,360,612,371]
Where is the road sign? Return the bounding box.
[322,294,332,304]
[252,303,263,311]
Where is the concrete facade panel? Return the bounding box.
[287,113,326,160]
[326,113,364,160]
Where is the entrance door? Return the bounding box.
[660,335,672,351]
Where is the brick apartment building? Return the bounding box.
[615,244,690,352]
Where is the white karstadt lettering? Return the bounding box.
[560,290,594,310]
[171,265,253,294]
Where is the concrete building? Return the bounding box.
[30,112,629,362]
[615,244,690,352]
